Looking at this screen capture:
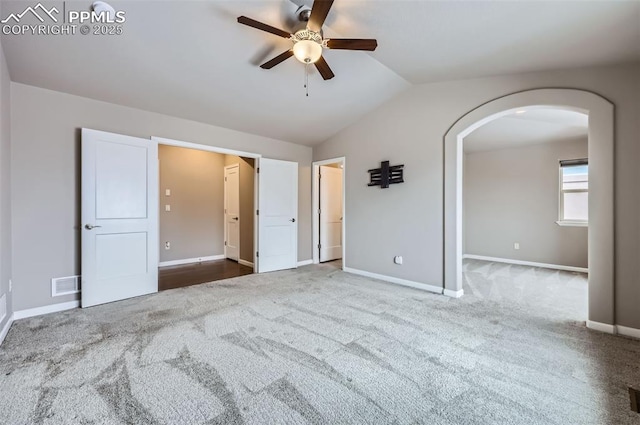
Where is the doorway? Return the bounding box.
[156,144,257,291]
[461,107,589,320]
[312,157,345,267]
[443,88,614,331]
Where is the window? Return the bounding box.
[558,159,588,226]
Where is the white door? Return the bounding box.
[81,129,159,307]
[319,165,343,262]
[258,158,298,272]
[224,164,240,261]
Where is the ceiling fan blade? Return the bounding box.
[307,0,334,33]
[237,16,291,39]
[326,38,378,51]
[314,56,335,80]
[260,50,294,69]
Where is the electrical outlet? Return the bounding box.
[514,242,520,250]
[165,204,171,212]
[165,241,171,250]
[394,256,403,265]
[165,189,171,196]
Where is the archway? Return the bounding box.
[443,89,614,330]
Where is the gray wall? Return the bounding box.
[313,62,640,329]
[225,155,255,264]
[10,83,312,311]
[0,24,12,333]
[464,139,588,268]
[159,145,225,263]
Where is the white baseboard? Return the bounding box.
[444,288,464,298]
[238,259,254,268]
[587,320,616,334]
[13,301,80,320]
[0,314,13,346]
[586,321,640,339]
[343,267,443,295]
[616,325,640,340]
[463,254,588,273]
[297,259,313,267]
[159,255,225,267]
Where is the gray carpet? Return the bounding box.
[1,260,639,424]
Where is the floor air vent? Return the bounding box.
[51,275,80,297]
[631,387,640,414]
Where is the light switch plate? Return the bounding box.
[165,205,171,212]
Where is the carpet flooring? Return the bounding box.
[1,260,639,424]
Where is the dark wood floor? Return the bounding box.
[159,259,253,291]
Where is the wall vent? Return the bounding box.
[0,293,6,323]
[51,275,81,297]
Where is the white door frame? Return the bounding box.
[312,157,346,266]
[151,136,260,273]
[224,163,240,261]
[443,89,614,331]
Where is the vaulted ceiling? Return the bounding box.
[2,0,638,146]
[464,108,588,153]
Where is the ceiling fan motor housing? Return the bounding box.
[296,5,312,22]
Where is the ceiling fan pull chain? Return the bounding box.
[304,63,310,97]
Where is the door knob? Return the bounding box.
[85,224,102,230]
[232,217,239,221]
[290,218,296,222]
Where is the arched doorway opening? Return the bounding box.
[443,89,614,329]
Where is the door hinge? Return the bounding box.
[318,209,321,215]
[224,208,227,214]
[256,209,259,215]
[225,177,227,182]
[225,241,227,246]
[256,251,259,258]
[318,243,321,249]
[257,167,260,174]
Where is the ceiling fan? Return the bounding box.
[237,0,378,81]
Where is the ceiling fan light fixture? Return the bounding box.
[293,39,323,64]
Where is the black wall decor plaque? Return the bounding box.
[368,161,404,189]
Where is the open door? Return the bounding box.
[319,165,343,262]
[258,158,298,272]
[81,129,159,307]
[224,164,240,261]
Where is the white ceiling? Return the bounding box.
[1,1,638,146]
[464,108,588,153]
[327,0,640,84]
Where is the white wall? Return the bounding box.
[10,83,312,312]
[313,63,640,329]
[0,21,12,336]
[464,139,588,268]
